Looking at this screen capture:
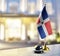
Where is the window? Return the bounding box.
[5,19,22,39]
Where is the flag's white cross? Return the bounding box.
[37,17,50,36]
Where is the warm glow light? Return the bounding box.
[6,19,21,28]
[21,24,26,40]
[0,24,4,40]
[5,19,22,39]
[21,17,36,25]
[28,23,38,41]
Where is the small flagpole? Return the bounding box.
[36,0,47,47]
[42,0,49,51]
[34,0,49,53]
[43,37,47,50]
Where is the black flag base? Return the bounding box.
[34,44,44,54]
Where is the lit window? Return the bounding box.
[5,19,22,39]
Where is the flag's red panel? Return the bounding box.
[45,21,52,35]
[37,18,40,24]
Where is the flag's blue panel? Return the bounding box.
[6,0,20,13]
[42,6,48,20]
[37,26,46,39]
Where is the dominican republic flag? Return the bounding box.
[37,6,52,39]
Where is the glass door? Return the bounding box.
[5,18,22,42]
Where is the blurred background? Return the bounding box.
[0,0,60,44]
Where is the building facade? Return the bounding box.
[52,0,60,33]
[0,0,59,42]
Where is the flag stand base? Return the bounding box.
[34,44,44,54]
[43,44,49,51]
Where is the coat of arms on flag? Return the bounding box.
[37,6,52,39]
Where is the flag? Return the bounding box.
[37,6,52,39]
